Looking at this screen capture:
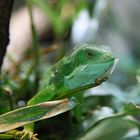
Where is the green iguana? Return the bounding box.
[0,44,117,139]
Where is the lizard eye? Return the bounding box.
[87,51,93,57]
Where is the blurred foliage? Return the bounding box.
[30,0,88,36]
[0,0,140,140]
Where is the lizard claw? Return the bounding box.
[13,130,38,140]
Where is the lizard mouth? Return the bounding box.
[104,58,118,76]
[93,58,118,85]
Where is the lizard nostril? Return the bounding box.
[103,54,114,61]
[104,56,109,60]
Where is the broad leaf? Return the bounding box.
[78,103,140,140]
[122,137,140,140]
[123,103,140,115]
[78,117,135,140]
[0,97,76,133]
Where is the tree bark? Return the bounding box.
[0,0,14,72]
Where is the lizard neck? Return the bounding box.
[27,83,69,105]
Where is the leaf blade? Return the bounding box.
[0,97,76,133]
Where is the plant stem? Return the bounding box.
[26,0,40,93]
[0,134,14,139]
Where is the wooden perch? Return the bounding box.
[0,0,14,73]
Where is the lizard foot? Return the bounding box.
[15,131,38,140]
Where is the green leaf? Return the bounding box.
[122,137,140,140]
[78,117,135,140]
[0,97,76,133]
[123,103,140,115]
[78,103,140,140]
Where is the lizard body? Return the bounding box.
[0,44,117,139]
[28,44,116,105]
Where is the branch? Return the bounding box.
[0,0,14,73]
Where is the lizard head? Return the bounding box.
[63,44,117,89]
